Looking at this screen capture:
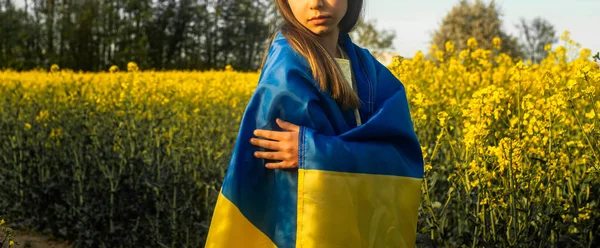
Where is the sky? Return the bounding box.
[363,0,599,57]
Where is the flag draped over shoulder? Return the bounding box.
[205,31,424,248]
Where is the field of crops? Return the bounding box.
[1,35,598,247]
[391,36,599,246]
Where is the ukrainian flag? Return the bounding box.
[205,31,424,248]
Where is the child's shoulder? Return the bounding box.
[259,32,315,84]
[263,32,310,70]
[258,32,322,93]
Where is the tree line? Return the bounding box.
[0,0,276,71]
[1,0,564,72]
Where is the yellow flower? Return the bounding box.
[582,86,595,96]
[225,65,234,71]
[429,44,438,54]
[0,219,4,225]
[413,51,425,62]
[411,93,425,106]
[459,50,469,60]
[391,55,404,66]
[467,37,478,48]
[581,65,591,74]
[544,44,552,51]
[579,212,591,220]
[585,110,595,119]
[556,46,566,56]
[437,111,449,127]
[109,65,119,73]
[9,240,14,247]
[127,62,139,72]
[579,48,591,59]
[435,51,445,62]
[561,30,571,41]
[50,128,63,138]
[445,41,455,53]
[424,163,433,172]
[567,79,577,90]
[492,37,501,50]
[515,60,527,70]
[36,110,50,122]
[569,226,579,234]
[24,123,32,129]
[50,64,60,72]
[582,123,594,133]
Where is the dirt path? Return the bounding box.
[10,233,71,248]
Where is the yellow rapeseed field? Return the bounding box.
[389,32,599,246]
[0,31,598,246]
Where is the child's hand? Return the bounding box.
[250,118,300,169]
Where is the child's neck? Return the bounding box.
[317,29,342,59]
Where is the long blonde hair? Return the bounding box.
[261,0,364,111]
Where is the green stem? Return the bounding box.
[568,99,599,163]
[508,139,517,245]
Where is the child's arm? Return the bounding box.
[255,43,423,177]
[299,87,423,178]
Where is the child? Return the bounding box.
[205,0,424,247]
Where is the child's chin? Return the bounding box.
[310,27,335,36]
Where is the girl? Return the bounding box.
[205,0,424,247]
